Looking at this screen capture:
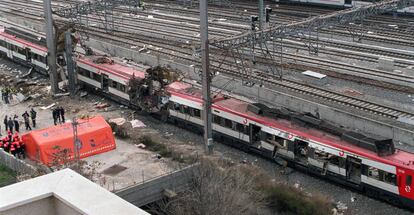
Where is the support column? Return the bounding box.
[259,0,264,30]
[43,0,59,94]
[199,0,213,154]
[65,32,76,97]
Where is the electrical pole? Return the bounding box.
[72,117,80,171]
[43,0,59,95]
[65,31,76,97]
[199,0,213,154]
[259,0,264,30]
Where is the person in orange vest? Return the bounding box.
[10,145,16,157]
[3,136,10,152]
[19,141,26,159]
[13,140,21,159]
[12,132,19,142]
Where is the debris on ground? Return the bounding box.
[109,118,126,126]
[136,143,146,149]
[342,88,363,97]
[40,103,56,110]
[130,119,146,128]
[96,103,110,109]
[336,201,348,211]
[54,92,70,98]
[58,80,68,91]
[80,91,88,97]
[153,154,162,159]
[163,132,173,138]
[23,93,42,101]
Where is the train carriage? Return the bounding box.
[166,81,414,209]
[0,26,48,73]
[76,56,147,103]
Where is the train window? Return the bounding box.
[0,41,5,47]
[193,109,201,118]
[368,167,380,180]
[119,84,126,92]
[173,103,180,111]
[382,172,396,185]
[235,123,249,135]
[111,80,118,88]
[224,118,233,129]
[261,132,274,141]
[213,115,221,124]
[168,102,174,110]
[314,149,329,160]
[183,106,190,115]
[407,175,412,186]
[328,154,346,168]
[41,56,47,64]
[17,47,25,55]
[92,72,101,82]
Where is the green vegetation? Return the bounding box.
[0,164,16,187]
[139,135,172,158]
[138,135,195,164]
[259,183,332,215]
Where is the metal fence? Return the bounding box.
[0,149,38,176]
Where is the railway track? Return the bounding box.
[2,0,414,121]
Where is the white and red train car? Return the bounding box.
[166,81,414,209]
[76,56,147,102]
[0,26,48,72]
[2,25,414,209]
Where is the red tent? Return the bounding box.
[22,115,116,165]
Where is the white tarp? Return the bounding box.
[130,119,146,128]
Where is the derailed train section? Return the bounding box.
[1,23,414,210]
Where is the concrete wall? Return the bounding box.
[116,165,196,207]
[0,149,38,176]
[1,196,83,215]
[2,196,55,215]
[88,40,414,146]
[54,198,83,215]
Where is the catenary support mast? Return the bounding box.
[43,0,59,94]
[199,0,213,154]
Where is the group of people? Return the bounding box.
[3,108,37,134]
[0,131,25,159]
[1,87,14,104]
[52,107,65,125]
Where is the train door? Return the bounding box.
[6,43,12,59]
[102,74,109,92]
[25,48,31,63]
[346,156,362,184]
[249,124,261,145]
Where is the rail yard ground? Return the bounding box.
[0,52,412,214]
[1,0,414,214]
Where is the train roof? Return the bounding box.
[167,81,227,103]
[77,56,147,81]
[0,26,47,53]
[167,81,414,170]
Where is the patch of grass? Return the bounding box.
[139,135,172,158]
[0,164,16,187]
[138,136,196,164]
[259,184,332,215]
[236,164,333,215]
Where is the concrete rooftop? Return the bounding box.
[0,169,149,215]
